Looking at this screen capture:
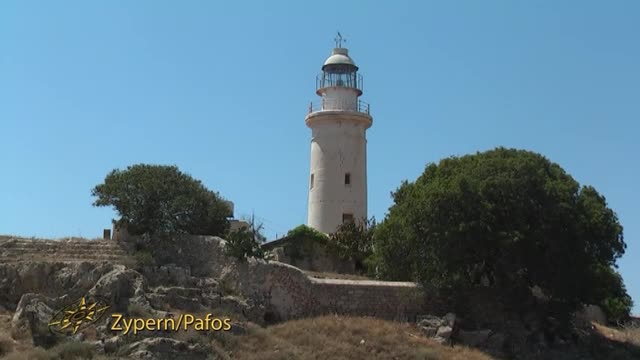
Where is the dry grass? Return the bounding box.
[226,315,494,360]
[591,321,640,347]
[0,235,103,242]
[619,323,640,347]
[0,333,15,357]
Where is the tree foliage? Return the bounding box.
[92,164,230,236]
[286,224,329,244]
[372,147,630,319]
[330,217,376,272]
[281,225,331,263]
[224,215,266,261]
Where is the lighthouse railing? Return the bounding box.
[308,99,370,115]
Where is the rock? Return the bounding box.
[144,264,192,287]
[220,296,250,316]
[575,304,607,327]
[417,315,444,328]
[434,325,453,344]
[228,322,247,335]
[195,277,220,292]
[102,335,127,354]
[121,337,214,360]
[457,329,492,347]
[87,267,148,312]
[11,293,65,347]
[161,264,191,285]
[0,262,116,311]
[146,292,204,313]
[417,315,441,337]
[417,313,457,341]
[11,294,55,333]
[443,313,456,327]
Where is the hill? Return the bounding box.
[1,235,639,359]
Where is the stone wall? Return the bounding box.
[309,278,426,321]
[207,236,430,322]
[1,235,431,323]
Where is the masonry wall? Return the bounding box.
[309,278,427,321]
[208,241,431,322]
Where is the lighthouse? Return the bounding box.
[306,34,373,234]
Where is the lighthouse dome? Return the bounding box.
[322,48,358,71]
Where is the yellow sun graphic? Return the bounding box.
[48,297,110,335]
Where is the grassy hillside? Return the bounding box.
[223,315,493,360]
[2,305,640,359]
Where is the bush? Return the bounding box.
[589,264,634,323]
[132,250,156,269]
[281,225,331,263]
[2,347,50,360]
[224,215,266,261]
[92,164,230,237]
[286,224,328,243]
[127,302,151,318]
[329,217,376,273]
[50,341,95,360]
[372,147,629,320]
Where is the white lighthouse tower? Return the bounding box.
[306,34,373,234]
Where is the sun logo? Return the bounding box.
[48,297,110,335]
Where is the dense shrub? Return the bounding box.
[92,164,230,237]
[330,217,376,273]
[372,147,631,320]
[224,215,266,261]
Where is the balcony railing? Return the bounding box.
[308,99,370,115]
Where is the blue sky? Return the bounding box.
[1,1,638,313]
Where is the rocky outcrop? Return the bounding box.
[0,261,117,311]
[87,266,151,314]
[416,313,506,352]
[417,313,457,344]
[125,235,222,277]
[10,294,70,347]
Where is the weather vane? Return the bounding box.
[334,32,346,48]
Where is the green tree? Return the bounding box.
[92,164,230,236]
[330,217,376,273]
[373,147,630,319]
[224,214,266,261]
[589,264,634,324]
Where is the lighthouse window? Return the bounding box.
[342,213,354,224]
[344,173,351,185]
[310,173,315,189]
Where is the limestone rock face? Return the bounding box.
[11,293,67,346]
[0,262,117,311]
[87,266,150,313]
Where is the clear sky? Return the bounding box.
[1,1,638,313]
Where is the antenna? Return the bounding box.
[334,32,346,48]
